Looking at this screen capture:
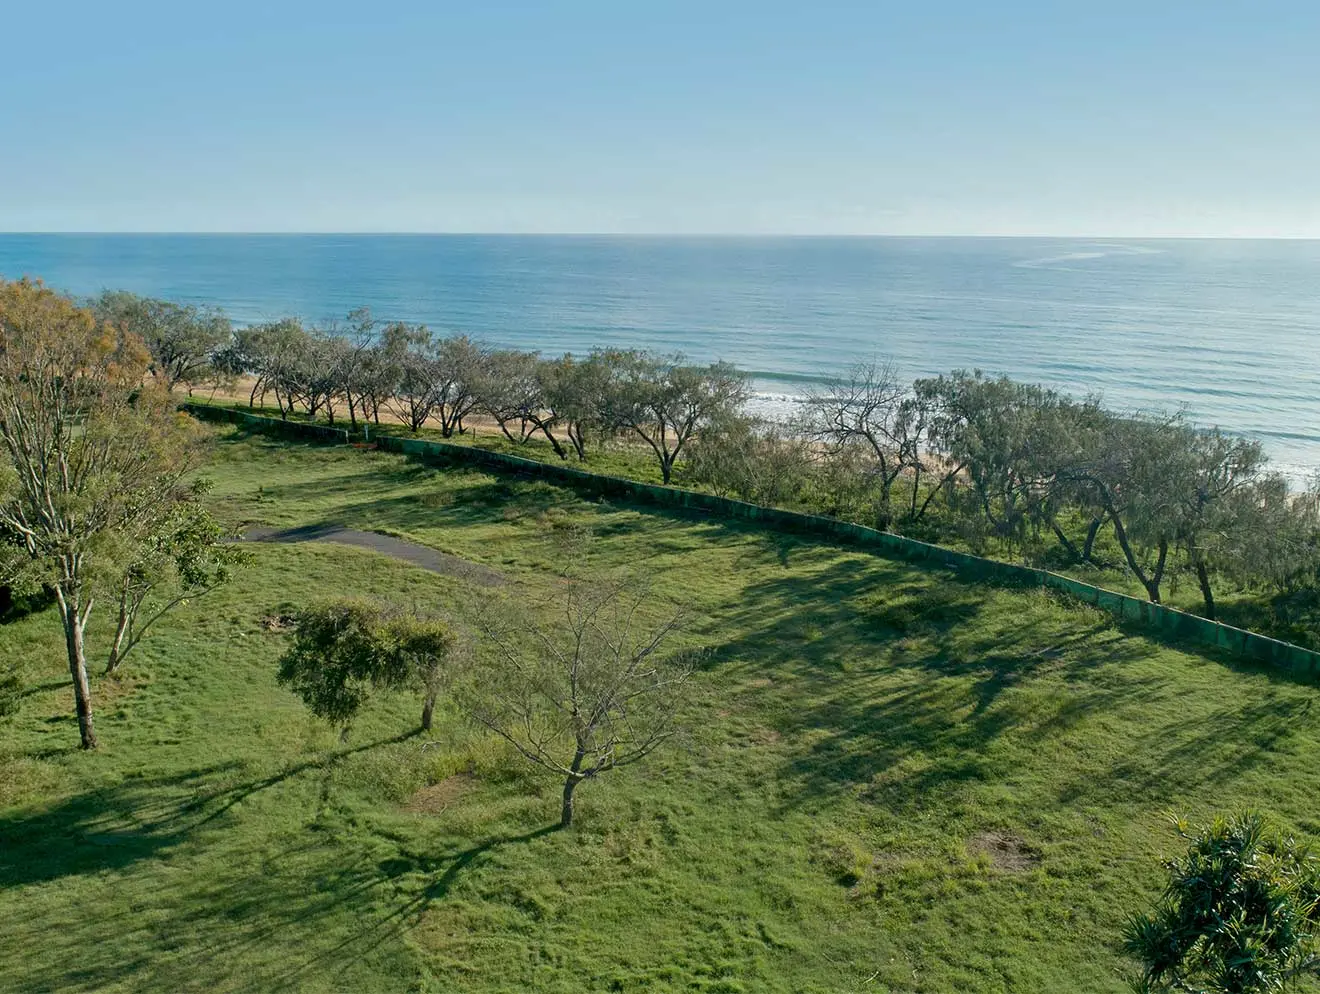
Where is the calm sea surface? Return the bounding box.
[1,234,1316,477]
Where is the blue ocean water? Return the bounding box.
[1,234,1316,477]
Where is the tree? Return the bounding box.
[804,359,914,529]
[1125,812,1320,994]
[277,600,455,736]
[380,323,441,433]
[104,488,247,674]
[225,319,311,414]
[472,349,545,445]
[540,354,604,460]
[1061,412,1194,604]
[1171,431,1270,619]
[595,350,748,485]
[684,415,815,507]
[92,291,232,392]
[461,568,694,827]
[430,334,484,438]
[0,278,209,748]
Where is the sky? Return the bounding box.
[2,1,1318,236]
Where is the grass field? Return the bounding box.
[3,427,1319,993]
[185,396,1320,649]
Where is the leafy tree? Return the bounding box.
[684,415,815,507]
[105,488,247,674]
[376,612,456,731]
[277,600,455,735]
[225,319,311,415]
[380,323,441,433]
[0,278,208,748]
[472,349,544,444]
[92,291,232,391]
[430,334,485,438]
[461,568,694,827]
[594,350,748,485]
[1171,431,1270,619]
[1126,812,1320,994]
[539,353,605,460]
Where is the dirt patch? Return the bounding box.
[406,774,475,814]
[968,831,1041,871]
[261,613,297,632]
[244,525,504,586]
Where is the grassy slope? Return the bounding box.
[187,397,1320,648]
[2,428,1319,994]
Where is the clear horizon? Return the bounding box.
[5,232,1320,240]
[4,2,1318,237]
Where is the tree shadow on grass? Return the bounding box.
[0,731,420,889]
[263,823,563,991]
[698,555,1175,812]
[1,818,562,994]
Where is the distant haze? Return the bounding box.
[2,2,1318,236]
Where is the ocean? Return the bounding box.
[1,234,1316,478]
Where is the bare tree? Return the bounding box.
[462,569,694,827]
[803,359,915,529]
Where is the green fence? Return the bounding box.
[185,403,1320,676]
[188,404,350,444]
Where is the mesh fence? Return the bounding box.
[185,403,1320,675]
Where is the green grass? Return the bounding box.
[187,397,1320,650]
[3,426,1320,993]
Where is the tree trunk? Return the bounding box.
[908,462,922,520]
[1146,539,1169,604]
[421,692,436,732]
[540,423,567,459]
[105,595,130,675]
[1109,509,1163,604]
[561,775,582,827]
[56,587,98,750]
[1082,515,1104,563]
[561,746,587,827]
[660,457,673,485]
[1195,559,1216,620]
[1050,520,1082,563]
[569,423,587,460]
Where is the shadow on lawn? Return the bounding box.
[0,731,420,889]
[2,811,561,994]
[705,553,1320,817]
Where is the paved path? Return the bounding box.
[244,524,504,586]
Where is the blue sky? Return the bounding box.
[3,1,1317,235]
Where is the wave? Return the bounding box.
[1013,243,1168,270]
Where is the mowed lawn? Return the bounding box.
[3,428,1320,994]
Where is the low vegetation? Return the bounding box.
[5,279,1320,992]
[91,287,1316,647]
[4,430,1320,992]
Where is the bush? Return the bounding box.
[1125,811,1320,994]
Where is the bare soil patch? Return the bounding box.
[406,774,475,814]
[968,831,1041,871]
